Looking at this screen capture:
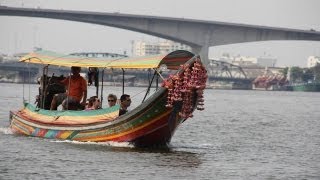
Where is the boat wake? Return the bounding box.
[50,139,134,148]
[170,143,214,151]
[0,127,13,135]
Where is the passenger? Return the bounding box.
[85,96,101,110]
[50,66,87,110]
[91,96,101,110]
[85,96,94,110]
[107,94,117,107]
[119,94,131,116]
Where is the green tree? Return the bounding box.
[290,66,304,82]
[302,68,314,82]
[312,64,320,82]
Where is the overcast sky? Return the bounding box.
[0,0,320,67]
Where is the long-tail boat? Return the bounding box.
[9,49,207,147]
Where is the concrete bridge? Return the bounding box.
[1,6,320,66]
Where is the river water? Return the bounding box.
[0,83,319,179]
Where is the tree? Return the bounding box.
[290,66,304,82]
[312,64,320,82]
[302,68,314,82]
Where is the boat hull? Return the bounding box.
[9,51,207,148]
[10,88,185,147]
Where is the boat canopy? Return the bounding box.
[20,49,195,70]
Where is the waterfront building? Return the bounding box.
[307,56,320,68]
[213,53,235,63]
[131,40,191,56]
[231,56,277,67]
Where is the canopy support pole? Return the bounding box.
[96,72,99,97]
[100,69,104,105]
[122,68,125,95]
[41,65,49,109]
[142,70,157,103]
[148,69,151,84]
[156,71,159,90]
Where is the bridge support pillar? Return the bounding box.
[199,47,209,67]
[192,46,209,67]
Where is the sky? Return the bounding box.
[0,0,320,67]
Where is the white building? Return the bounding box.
[132,40,191,56]
[257,57,277,67]
[307,56,320,68]
[214,53,235,63]
[232,56,257,66]
[231,56,277,67]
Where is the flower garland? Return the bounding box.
[162,58,207,118]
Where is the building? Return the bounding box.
[231,56,277,67]
[213,53,235,63]
[232,56,257,66]
[131,40,191,56]
[307,56,320,68]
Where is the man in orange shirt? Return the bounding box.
[50,66,87,110]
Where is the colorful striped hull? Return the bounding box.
[9,55,206,148]
[10,88,184,147]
